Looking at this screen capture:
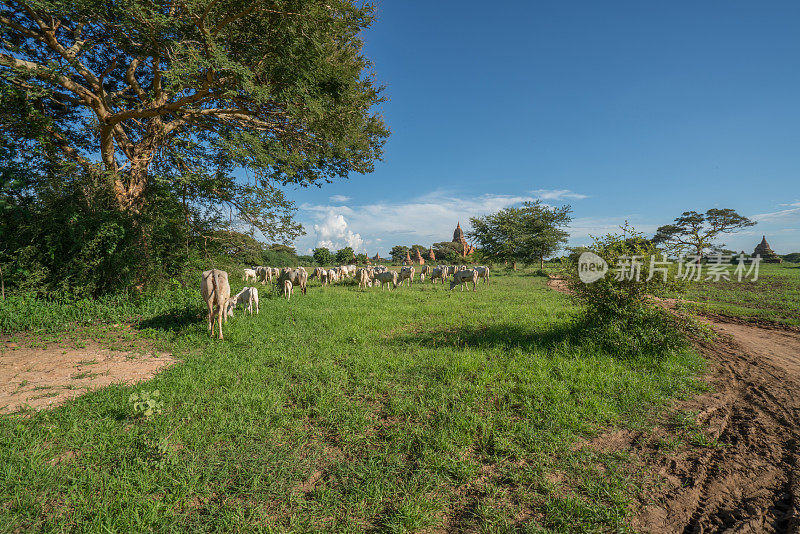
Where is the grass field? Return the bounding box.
[0,269,706,532]
[669,262,800,326]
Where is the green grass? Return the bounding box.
[0,269,705,532]
[668,262,800,326]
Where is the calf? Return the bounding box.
[201,269,231,339]
[230,286,259,316]
[450,269,479,292]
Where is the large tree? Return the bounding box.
[0,0,388,240]
[653,209,756,259]
[468,200,572,269]
[389,245,408,264]
[334,246,354,264]
[312,247,332,266]
[431,241,462,264]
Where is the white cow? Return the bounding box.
[229,286,259,316]
[243,268,258,283]
[327,268,339,284]
[283,279,293,301]
[430,267,447,284]
[278,268,307,295]
[450,269,479,291]
[201,269,231,339]
[475,266,490,285]
[398,266,415,287]
[356,267,372,289]
[374,270,398,290]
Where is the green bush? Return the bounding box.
[566,224,700,357]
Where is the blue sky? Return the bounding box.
[285,1,800,256]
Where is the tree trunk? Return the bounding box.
[512,261,517,271]
[540,257,544,269]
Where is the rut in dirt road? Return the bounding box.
[634,332,800,533]
[545,278,800,533]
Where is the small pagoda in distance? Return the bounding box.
[428,247,436,262]
[414,248,424,265]
[403,250,412,265]
[753,236,782,263]
[371,252,383,263]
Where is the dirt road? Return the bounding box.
[548,278,800,533]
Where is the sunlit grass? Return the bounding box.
[0,269,705,532]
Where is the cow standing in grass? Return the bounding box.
[475,266,490,285]
[430,267,447,284]
[398,266,415,287]
[201,269,231,339]
[374,270,398,290]
[450,269,479,291]
[229,287,259,316]
[278,268,307,295]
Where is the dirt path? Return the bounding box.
[547,277,800,533]
[0,339,175,413]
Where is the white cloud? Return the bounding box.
[311,209,364,252]
[296,189,593,254]
[329,194,351,203]
[531,189,589,201]
[752,201,800,222]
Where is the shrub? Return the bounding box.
[565,224,700,357]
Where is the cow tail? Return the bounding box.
[212,270,222,310]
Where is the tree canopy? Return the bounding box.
[0,0,389,241]
[431,242,462,264]
[334,246,354,264]
[389,245,408,264]
[312,247,332,266]
[468,201,572,268]
[653,209,756,258]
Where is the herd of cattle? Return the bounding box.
[201,264,490,339]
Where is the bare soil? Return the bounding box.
[548,277,800,533]
[0,338,175,413]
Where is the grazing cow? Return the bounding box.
[256,266,276,285]
[356,268,372,289]
[311,267,326,281]
[283,279,293,301]
[327,268,339,284]
[243,268,258,283]
[420,265,430,281]
[374,270,398,290]
[278,267,308,295]
[229,286,259,316]
[475,266,490,285]
[201,269,231,339]
[398,266,415,287]
[430,267,447,284]
[450,269,479,291]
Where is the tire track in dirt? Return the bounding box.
[547,277,800,533]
